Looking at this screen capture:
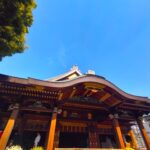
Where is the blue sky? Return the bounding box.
[0,0,150,97]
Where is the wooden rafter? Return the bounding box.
[99,93,111,102]
[69,88,77,98]
[58,92,63,100]
[83,89,90,96]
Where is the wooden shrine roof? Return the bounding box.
[0,72,150,114]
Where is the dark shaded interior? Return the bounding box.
[59,132,88,148]
[8,131,46,150]
[99,134,117,148]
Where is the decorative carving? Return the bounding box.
[70,112,79,118]
[109,113,119,119]
[28,101,46,109]
[8,103,19,111]
[70,96,100,104]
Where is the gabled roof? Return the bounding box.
[47,65,83,81]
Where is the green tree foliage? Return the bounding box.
[0,0,36,60]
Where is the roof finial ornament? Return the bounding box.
[71,65,79,71]
[87,70,95,75]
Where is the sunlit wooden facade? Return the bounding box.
[0,66,150,150]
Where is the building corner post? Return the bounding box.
[109,114,125,149]
[137,117,150,149]
[0,104,19,150]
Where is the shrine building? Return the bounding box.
[0,66,150,150]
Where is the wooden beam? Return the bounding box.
[46,111,57,150]
[0,109,19,150]
[86,91,93,97]
[83,89,89,96]
[137,118,150,149]
[64,102,108,111]
[69,88,76,98]
[120,105,150,112]
[99,93,111,102]
[84,83,105,89]
[124,103,150,109]
[112,117,125,149]
[21,107,52,113]
[58,92,63,100]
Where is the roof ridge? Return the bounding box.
[46,65,82,81]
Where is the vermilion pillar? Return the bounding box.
[46,110,57,150]
[110,114,125,149]
[137,118,150,149]
[113,118,125,149]
[0,108,19,150]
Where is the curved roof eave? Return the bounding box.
[0,74,149,102]
[28,75,150,102]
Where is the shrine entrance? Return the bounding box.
[99,134,117,148]
[22,131,46,149]
[9,131,47,150]
[59,132,88,148]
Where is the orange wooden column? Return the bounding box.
[110,114,125,149]
[0,108,19,150]
[137,118,150,149]
[128,129,138,149]
[46,111,57,150]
